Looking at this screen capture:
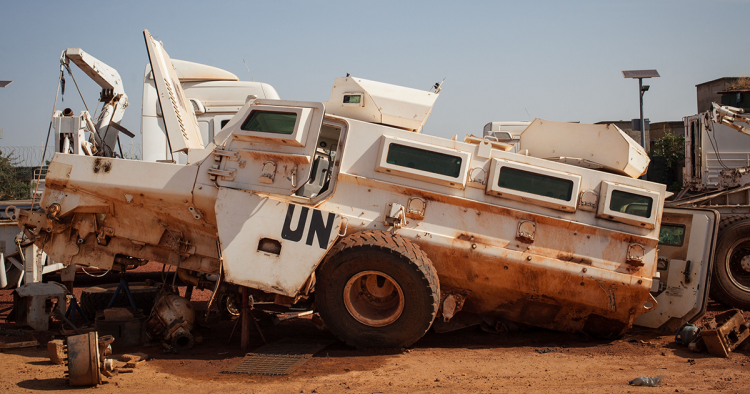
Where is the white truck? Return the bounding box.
[669,103,750,310]
[10,30,719,348]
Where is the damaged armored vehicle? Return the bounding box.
[10,30,719,348]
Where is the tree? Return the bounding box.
[649,129,685,192]
[0,149,31,201]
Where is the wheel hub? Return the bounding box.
[741,255,750,273]
[726,240,750,292]
[343,270,404,327]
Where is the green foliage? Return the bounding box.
[0,149,31,201]
[648,130,686,192]
[651,130,685,168]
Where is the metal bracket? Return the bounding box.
[626,243,645,266]
[516,220,536,243]
[469,167,487,186]
[578,190,598,211]
[259,161,277,184]
[207,167,236,182]
[406,197,426,220]
[338,217,349,237]
[384,203,406,229]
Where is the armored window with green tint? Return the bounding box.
[241,111,297,135]
[609,190,653,218]
[497,167,573,201]
[659,224,686,246]
[386,144,462,178]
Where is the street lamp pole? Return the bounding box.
[622,70,659,151]
[639,77,645,150]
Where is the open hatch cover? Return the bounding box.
[143,29,204,153]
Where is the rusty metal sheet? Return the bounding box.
[702,310,750,357]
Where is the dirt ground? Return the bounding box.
[1,266,749,393]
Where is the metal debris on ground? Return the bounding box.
[629,375,664,387]
[65,332,115,386]
[145,293,196,352]
[677,309,750,357]
[700,310,749,357]
[223,338,334,376]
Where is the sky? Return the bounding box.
[1,0,749,153]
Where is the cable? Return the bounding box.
[31,66,64,209]
[81,266,110,278]
[704,114,730,170]
[64,64,89,113]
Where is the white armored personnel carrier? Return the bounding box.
[10,30,719,348]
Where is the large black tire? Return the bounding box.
[711,219,750,309]
[79,282,160,319]
[316,230,440,349]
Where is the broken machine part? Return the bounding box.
[678,309,750,357]
[145,293,196,351]
[65,332,115,386]
[13,282,68,331]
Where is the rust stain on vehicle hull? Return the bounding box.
[416,238,648,336]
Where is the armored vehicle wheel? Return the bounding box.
[316,230,439,349]
[219,293,241,319]
[711,219,750,309]
[80,282,160,319]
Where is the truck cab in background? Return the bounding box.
[141,59,279,164]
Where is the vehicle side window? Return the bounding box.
[609,190,653,219]
[659,224,686,246]
[386,144,463,178]
[241,111,297,135]
[221,119,230,129]
[497,167,573,201]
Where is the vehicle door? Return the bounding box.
[211,101,344,297]
[634,207,718,331]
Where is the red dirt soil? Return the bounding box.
[1,264,749,393]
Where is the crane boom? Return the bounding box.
[58,48,130,157]
[61,48,125,95]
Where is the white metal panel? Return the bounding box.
[215,189,341,296]
[520,119,649,179]
[702,121,750,188]
[324,77,439,132]
[143,29,204,153]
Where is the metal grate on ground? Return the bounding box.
[223,338,335,376]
